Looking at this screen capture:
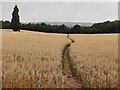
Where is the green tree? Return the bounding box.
[71,24,81,33]
[11,5,20,32]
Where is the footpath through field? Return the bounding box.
[63,34,83,88]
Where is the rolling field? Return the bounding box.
[0,30,2,89]
[69,34,119,88]
[2,29,119,88]
[2,29,68,88]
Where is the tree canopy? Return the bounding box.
[11,5,20,31]
[1,20,120,34]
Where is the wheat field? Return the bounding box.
[2,29,119,88]
[2,29,68,88]
[0,30,2,89]
[69,34,119,88]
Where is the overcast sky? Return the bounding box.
[2,2,119,23]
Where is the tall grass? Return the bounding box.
[2,29,68,88]
[70,34,119,88]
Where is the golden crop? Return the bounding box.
[69,34,118,88]
[2,29,68,88]
[0,30,2,89]
[2,29,119,88]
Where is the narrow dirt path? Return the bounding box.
[63,35,82,88]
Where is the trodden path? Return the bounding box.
[63,36,83,88]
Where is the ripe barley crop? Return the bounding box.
[2,29,119,88]
[69,34,118,88]
[2,29,68,88]
[0,30,2,89]
[70,34,118,88]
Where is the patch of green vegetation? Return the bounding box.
[69,38,75,43]
[67,48,78,76]
[60,43,71,75]
[60,35,76,75]
[1,20,120,33]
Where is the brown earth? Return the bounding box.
[63,45,82,88]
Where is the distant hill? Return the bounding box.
[45,22,93,27]
[25,22,93,27]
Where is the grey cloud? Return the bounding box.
[2,2,118,23]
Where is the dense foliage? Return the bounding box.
[11,5,20,32]
[91,21,120,33]
[0,20,120,34]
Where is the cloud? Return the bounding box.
[2,2,118,23]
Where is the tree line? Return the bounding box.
[1,20,120,34]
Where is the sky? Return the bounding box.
[1,0,120,2]
[1,1,119,23]
[118,1,120,20]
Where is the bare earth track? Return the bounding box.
[63,36,82,88]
